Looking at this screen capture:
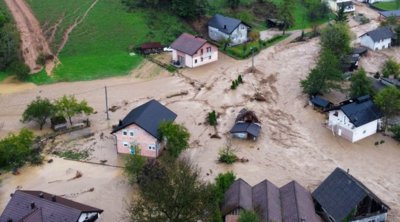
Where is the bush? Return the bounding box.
[36,53,47,66]
[382,58,400,78]
[238,75,243,84]
[231,80,239,90]
[53,150,89,160]
[11,61,30,81]
[208,110,218,126]
[218,147,237,164]
[0,129,35,170]
[390,125,400,141]
[166,65,177,73]
[158,121,190,158]
[124,147,146,184]
[238,211,260,222]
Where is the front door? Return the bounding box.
[130,145,136,155]
[178,55,185,66]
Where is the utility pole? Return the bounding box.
[105,86,109,120]
[251,47,255,72]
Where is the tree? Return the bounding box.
[129,158,215,222]
[374,86,400,131]
[301,50,342,95]
[208,110,217,126]
[124,147,146,183]
[320,23,351,58]
[334,5,348,23]
[238,211,260,222]
[171,0,209,19]
[22,97,55,130]
[0,17,20,71]
[0,129,34,169]
[350,68,374,98]
[278,0,294,35]
[55,95,94,125]
[382,58,400,78]
[227,0,240,9]
[158,121,190,158]
[214,171,236,201]
[390,124,400,141]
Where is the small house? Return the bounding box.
[230,109,261,140]
[170,33,218,68]
[313,168,390,222]
[326,95,382,143]
[111,99,177,158]
[0,190,103,222]
[310,96,333,112]
[208,14,250,46]
[360,27,394,51]
[327,0,355,13]
[139,42,163,55]
[221,178,322,222]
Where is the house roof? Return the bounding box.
[310,96,332,108]
[339,95,382,127]
[111,99,177,139]
[379,10,400,18]
[352,47,368,56]
[280,181,322,222]
[222,179,321,222]
[361,26,394,42]
[0,190,103,222]
[170,33,207,56]
[381,77,400,87]
[230,122,261,138]
[337,1,353,7]
[208,14,245,35]
[252,180,282,222]
[313,168,390,222]
[221,179,253,215]
[140,42,162,50]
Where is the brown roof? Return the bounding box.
[170,33,207,55]
[0,190,103,222]
[221,179,253,215]
[140,42,162,50]
[252,180,282,222]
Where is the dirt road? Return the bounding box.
[4,0,53,73]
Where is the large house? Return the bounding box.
[111,99,177,158]
[221,178,322,222]
[313,168,390,222]
[360,27,394,51]
[208,14,250,46]
[170,33,218,68]
[0,190,103,222]
[326,95,382,143]
[327,0,355,13]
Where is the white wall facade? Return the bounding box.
[172,43,218,68]
[360,35,392,51]
[328,110,379,142]
[351,212,387,222]
[368,0,393,4]
[327,0,355,12]
[79,212,100,222]
[208,24,248,46]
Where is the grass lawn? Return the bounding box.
[25,0,191,83]
[373,2,400,10]
[0,71,10,82]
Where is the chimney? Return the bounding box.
[52,195,56,202]
[224,25,227,29]
[347,168,350,174]
[30,202,35,209]
[10,193,13,197]
[39,193,44,198]
[118,120,122,126]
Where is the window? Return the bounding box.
[207,47,211,53]
[123,142,129,147]
[363,130,367,134]
[122,130,128,136]
[148,144,156,151]
[129,131,134,137]
[334,111,339,117]
[201,57,203,62]
[201,49,203,54]
[209,56,211,60]
[195,59,197,64]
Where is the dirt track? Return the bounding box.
[4,0,53,72]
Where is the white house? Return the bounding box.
[170,33,218,68]
[208,14,250,46]
[360,26,394,51]
[368,0,393,4]
[327,0,355,12]
[327,95,382,142]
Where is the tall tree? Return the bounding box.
[158,121,190,158]
[374,86,400,131]
[55,95,94,125]
[349,68,374,98]
[334,5,348,23]
[129,158,215,222]
[227,0,240,9]
[320,23,351,58]
[22,97,55,130]
[0,129,34,169]
[278,0,294,35]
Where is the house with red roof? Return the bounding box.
[170,33,218,68]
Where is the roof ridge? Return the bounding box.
[292,181,301,221]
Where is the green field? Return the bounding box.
[373,2,400,10]
[25,0,191,83]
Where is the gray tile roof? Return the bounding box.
[379,10,400,18]
[361,26,394,42]
[313,168,390,222]
[111,99,177,139]
[208,14,243,35]
[230,122,261,138]
[170,33,207,55]
[0,190,103,222]
[340,95,382,127]
[310,96,332,108]
[221,179,253,215]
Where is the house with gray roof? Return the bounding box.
[0,190,103,222]
[326,95,382,142]
[170,33,218,68]
[313,168,390,222]
[208,14,250,46]
[221,178,322,222]
[230,109,261,141]
[111,99,177,157]
[360,27,394,51]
